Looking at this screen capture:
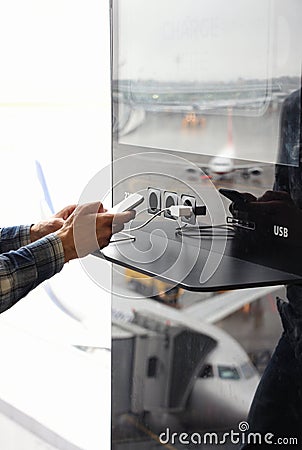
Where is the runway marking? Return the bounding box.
[125,414,178,449]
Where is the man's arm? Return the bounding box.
[0,202,134,314]
[0,225,32,253]
[0,205,74,312]
[0,205,76,254]
[0,233,64,313]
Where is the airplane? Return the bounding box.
[185,108,264,180]
[111,285,278,434]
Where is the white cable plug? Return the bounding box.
[168,205,193,218]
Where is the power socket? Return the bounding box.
[181,194,196,224]
[147,188,162,214]
[163,191,179,219]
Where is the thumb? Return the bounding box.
[75,202,105,216]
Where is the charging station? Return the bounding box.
[96,146,302,291]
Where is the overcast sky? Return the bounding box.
[115,0,302,82]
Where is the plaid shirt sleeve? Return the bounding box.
[0,230,65,313]
[0,225,32,253]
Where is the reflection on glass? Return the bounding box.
[113,0,302,166]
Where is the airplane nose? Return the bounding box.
[230,396,252,424]
[183,377,258,431]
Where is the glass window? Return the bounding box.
[147,357,159,378]
[241,361,257,379]
[218,365,240,380]
[199,364,214,379]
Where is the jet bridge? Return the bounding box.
[112,311,217,420]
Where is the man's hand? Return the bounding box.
[245,190,299,219]
[55,202,135,262]
[229,192,257,216]
[30,205,76,242]
[230,190,298,218]
[231,190,302,243]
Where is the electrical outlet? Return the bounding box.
[181,194,196,224]
[147,188,162,214]
[163,191,179,219]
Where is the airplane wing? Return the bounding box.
[183,286,280,324]
[0,287,111,450]
[33,160,112,346]
[232,163,268,176]
[35,160,55,214]
[184,162,266,177]
[232,163,266,170]
[1,284,110,349]
[197,162,267,171]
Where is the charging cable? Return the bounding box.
[176,223,236,239]
[126,205,193,232]
[109,206,194,243]
[110,205,235,243]
[110,204,236,245]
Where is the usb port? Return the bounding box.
[227,216,256,231]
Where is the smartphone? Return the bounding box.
[109,193,144,214]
